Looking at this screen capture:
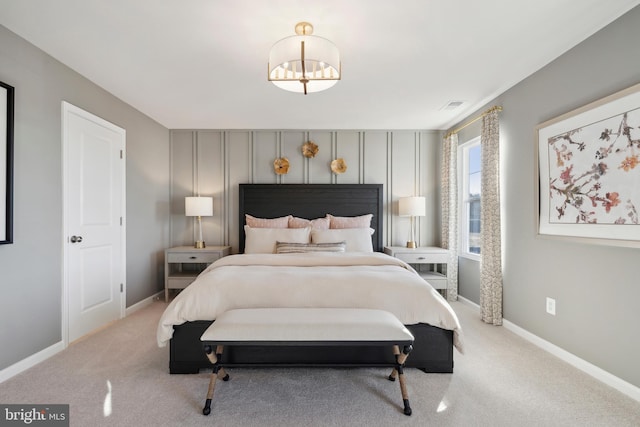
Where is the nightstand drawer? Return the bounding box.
[167,252,221,264]
[395,252,448,264]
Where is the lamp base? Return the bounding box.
[194,241,206,249]
[406,241,417,249]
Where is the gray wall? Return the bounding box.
[169,130,442,252]
[0,25,170,370]
[458,256,480,303]
[455,6,640,388]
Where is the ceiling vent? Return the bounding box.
[440,101,464,110]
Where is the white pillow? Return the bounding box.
[244,226,310,254]
[310,228,374,252]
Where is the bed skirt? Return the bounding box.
[168,321,454,374]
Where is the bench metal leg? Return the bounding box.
[388,345,400,381]
[203,345,228,416]
[389,344,413,416]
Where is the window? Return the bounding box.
[459,137,481,258]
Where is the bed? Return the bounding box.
[158,184,462,373]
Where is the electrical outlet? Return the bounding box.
[546,297,556,315]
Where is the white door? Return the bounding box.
[63,102,126,343]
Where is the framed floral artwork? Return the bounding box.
[536,82,640,247]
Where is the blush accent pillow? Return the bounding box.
[244,226,311,254]
[328,214,373,229]
[245,214,292,228]
[310,228,374,252]
[288,215,331,230]
[275,241,346,254]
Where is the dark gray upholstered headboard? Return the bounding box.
[239,184,384,253]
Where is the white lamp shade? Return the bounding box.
[398,196,426,217]
[185,196,213,217]
[268,33,340,94]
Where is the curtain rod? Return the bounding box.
[444,105,503,139]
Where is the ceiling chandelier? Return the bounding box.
[268,22,341,95]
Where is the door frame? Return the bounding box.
[61,101,126,347]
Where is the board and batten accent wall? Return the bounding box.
[170,130,442,253]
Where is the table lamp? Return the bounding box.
[398,196,425,248]
[185,196,213,248]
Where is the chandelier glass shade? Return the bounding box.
[268,22,341,94]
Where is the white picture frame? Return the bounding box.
[536,82,640,247]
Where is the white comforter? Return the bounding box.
[156,252,463,352]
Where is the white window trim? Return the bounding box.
[458,136,481,261]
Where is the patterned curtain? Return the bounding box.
[441,133,458,301]
[480,109,503,325]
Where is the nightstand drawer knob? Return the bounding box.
[417,257,426,260]
[189,256,197,259]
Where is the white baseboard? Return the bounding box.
[1,291,163,384]
[503,318,640,402]
[0,341,65,384]
[125,291,163,316]
[454,296,640,402]
[457,295,479,309]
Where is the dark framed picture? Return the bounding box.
[536,82,640,247]
[1,81,14,245]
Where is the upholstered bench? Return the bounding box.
[200,307,415,416]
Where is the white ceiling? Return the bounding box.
[0,0,638,130]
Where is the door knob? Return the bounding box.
[70,235,83,243]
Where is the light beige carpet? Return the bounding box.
[1,300,639,426]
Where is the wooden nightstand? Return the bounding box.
[164,246,231,302]
[384,246,450,294]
